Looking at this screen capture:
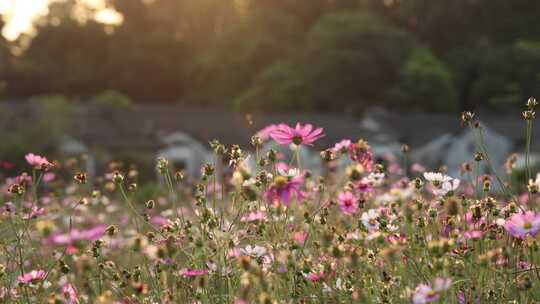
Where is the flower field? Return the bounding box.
[2,99,540,303]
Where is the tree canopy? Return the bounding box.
[0,0,539,113]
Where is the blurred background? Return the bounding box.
[0,0,539,182]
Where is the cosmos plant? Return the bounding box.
[1,98,540,303]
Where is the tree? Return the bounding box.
[388,48,458,112]
[236,11,418,113]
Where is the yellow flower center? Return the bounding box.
[274,176,288,188]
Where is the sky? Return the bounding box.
[0,0,122,41]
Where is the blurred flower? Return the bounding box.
[333,139,352,153]
[43,172,55,182]
[264,172,306,206]
[18,269,46,284]
[293,232,308,245]
[179,269,208,277]
[61,283,79,304]
[338,191,358,215]
[240,245,267,258]
[504,211,540,239]
[424,172,460,196]
[412,278,452,304]
[240,211,267,222]
[25,153,52,169]
[48,225,106,253]
[256,124,278,141]
[361,209,379,231]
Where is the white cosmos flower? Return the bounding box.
[241,245,267,258]
[423,172,452,184]
[424,172,460,196]
[361,209,380,231]
[365,172,385,186]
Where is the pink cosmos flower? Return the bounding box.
[457,290,481,304]
[293,232,308,245]
[25,153,52,168]
[151,216,171,227]
[241,211,267,222]
[43,172,55,182]
[333,139,352,153]
[256,124,278,141]
[48,225,106,253]
[463,230,483,240]
[61,283,79,304]
[22,205,46,220]
[269,123,324,146]
[411,163,426,173]
[504,211,540,239]
[264,173,306,206]
[180,268,209,277]
[307,271,325,282]
[338,191,358,215]
[18,269,46,284]
[412,278,452,304]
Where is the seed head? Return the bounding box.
[112,171,124,184]
[526,96,538,110]
[461,111,475,124]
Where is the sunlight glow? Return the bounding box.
[0,0,122,40]
[0,0,49,40]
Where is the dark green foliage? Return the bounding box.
[389,48,457,112]
[0,96,75,164]
[0,0,539,113]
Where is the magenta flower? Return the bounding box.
[504,211,540,238]
[306,271,325,282]
[25,153,52,168]
[180,268,209,277]
[269,123,324,146]
[338,191,359,215]
[264,173,306,206]
[18,269,46,284]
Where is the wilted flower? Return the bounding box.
[348,139,373,171]
[527,173,540,194]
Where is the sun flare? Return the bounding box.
[0,0,122,40]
